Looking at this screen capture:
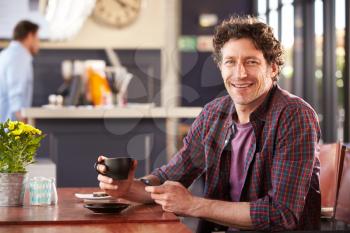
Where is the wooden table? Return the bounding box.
[0,188,192,233]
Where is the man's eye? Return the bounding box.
[224,60,233,65]
[246,60,258,65]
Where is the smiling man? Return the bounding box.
[97,16,321,232]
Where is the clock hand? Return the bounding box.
[115,0,127,8]
[115,0,138,10]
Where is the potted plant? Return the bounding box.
[0,120,45,206]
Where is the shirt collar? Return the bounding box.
[250,84,278,122]
[9,40,33,61]
[229,83,278,123]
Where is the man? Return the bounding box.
[0,20,40,122]
[97,16,321,232]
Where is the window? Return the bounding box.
[315,0,323,116]
[256,0,350,142]
[257,0,267,22]
[335,0,346,141]
[257,0,294,92]
[280,2,294,91]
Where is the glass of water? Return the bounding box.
[28,177,58,206]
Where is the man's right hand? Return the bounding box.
[96,155,137,198]
[15,111,27,123]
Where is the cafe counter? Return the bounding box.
[23,106,202,121]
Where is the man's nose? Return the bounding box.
[234,63,248,79]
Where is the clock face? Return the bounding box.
[92,0,141,28]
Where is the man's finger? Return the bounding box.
[145,185,167,194]
[98,174,113,184]
[154,199,166,206]
[164,180,177,185]
[99,182,118,190]
[97,155,107,162]
[150,193,166,201]
[96,164,107,173]
[154,200,173,213]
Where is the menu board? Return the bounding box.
[0,0,50,40]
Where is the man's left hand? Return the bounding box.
[145,181,197,216]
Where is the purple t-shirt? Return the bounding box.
[229,122,255,202]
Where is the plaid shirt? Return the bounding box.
[151,85,321,231]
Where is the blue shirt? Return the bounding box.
[0,41,33,122]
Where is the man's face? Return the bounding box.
[219,38,277,109]
[27,32,40,55]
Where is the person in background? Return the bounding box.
[0,20,40,123]
[96,15,321,232]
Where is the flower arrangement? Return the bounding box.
[0,120,45,173]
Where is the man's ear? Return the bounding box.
[24,32,34,43]
[270,62,278,78]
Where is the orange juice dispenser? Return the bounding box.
[85,60,112,106]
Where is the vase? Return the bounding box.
[0,173,27,206]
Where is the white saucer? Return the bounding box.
[75,193,113,200]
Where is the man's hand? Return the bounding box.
[145,181,197,216]
[146,180,253,229]
[96,155,137,198]
[15,111,27,123]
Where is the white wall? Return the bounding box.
[0,0,165,49]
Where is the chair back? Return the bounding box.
[335,146,350,223]
[319,143,346,217]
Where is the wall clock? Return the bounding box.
[92,0,141,28]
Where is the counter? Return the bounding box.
[23,106,202,120]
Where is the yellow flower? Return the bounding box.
[6,120,42,136]
[11,128,23,136]
[21,123,42,135]
[15,136,20,140]
[8,121,18,130]
[34,129,42,135]
[22,124,34,133]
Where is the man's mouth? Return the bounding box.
[230,83,254,88]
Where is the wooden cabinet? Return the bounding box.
[35,118,167,187]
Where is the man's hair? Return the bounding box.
[212,15,284,78]
[13,20,39,41]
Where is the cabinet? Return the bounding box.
[35,118,167,187]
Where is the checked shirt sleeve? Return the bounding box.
[250,106,321,231]
[151,107,207,188]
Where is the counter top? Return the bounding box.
[22,106,202,119]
